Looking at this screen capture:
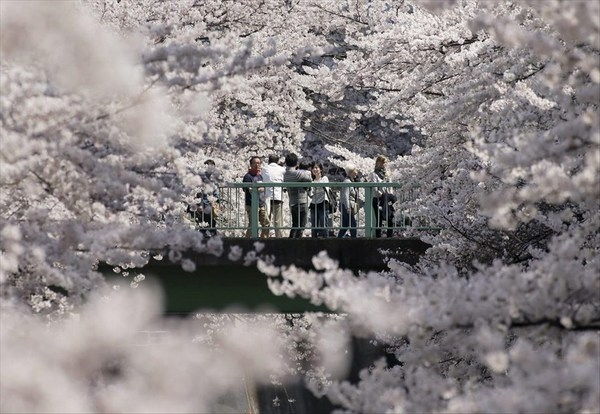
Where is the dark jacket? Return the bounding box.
[242,171,264,206]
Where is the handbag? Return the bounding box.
[211,201,222,218]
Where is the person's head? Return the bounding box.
[203,159,216,176]
[285,153,298,168]
[375,155,388,169]
[249,156,262,171]
[311,162,323,179]
[329,166,345,179]
[298,159,311,170]
[268,154,280,165]
[345,166,359,180]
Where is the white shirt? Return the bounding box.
[261,162,286,201]
[368,171,388,198]
[339,178,355,209]
[310,176,329,204]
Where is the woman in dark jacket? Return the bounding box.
[368,155,393,238]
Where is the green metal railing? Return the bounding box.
[188,182,429,238]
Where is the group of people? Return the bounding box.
[188,153,396,238]
[241,153,396,238]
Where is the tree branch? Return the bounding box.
[311,3,368,25]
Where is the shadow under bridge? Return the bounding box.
[123,237,429,314]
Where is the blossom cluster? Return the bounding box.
[0,0,598,412]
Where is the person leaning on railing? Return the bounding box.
[368,155,393,238]
[283,153,312,238]
[242,156,270,238]
[309,162,332,238]
[337,166,360,238]
[187,159,220,237]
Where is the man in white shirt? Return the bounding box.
[261,155,286,237]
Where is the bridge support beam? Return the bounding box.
[105,238,430,313]
[250,187,259,238]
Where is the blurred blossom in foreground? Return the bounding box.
[0,0,174,149]
[0,287,290,413]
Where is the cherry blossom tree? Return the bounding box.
[262,1,600,412]
[1,0,598,413]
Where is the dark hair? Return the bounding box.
[204,159,215,166]
[285,153,298,167]
[328,166,344,177]
[311,162,324,179]
[268,154,280,164]
[249,156,261,165]
[298,159,311,170]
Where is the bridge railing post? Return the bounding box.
[364,186,374,238]
[250,187,259,238]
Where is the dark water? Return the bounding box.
[257,337,396,414]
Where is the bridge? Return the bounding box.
[103,235,431,413]
[106,182,433,313]
[105,182,432,412]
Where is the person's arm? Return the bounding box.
[299,170,312,182]
[256,174,267,200]
[242,173,252,195]
[261,167,270,183]
[340,185,350,211]
[322,177,332,203]
[278,165,286,177]
[354,188,363,209]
